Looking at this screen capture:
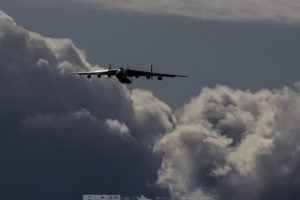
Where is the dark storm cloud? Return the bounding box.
[0,11,173,200]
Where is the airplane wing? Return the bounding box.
[72,69,118,76]
[126,69,188,78]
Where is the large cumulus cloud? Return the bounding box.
[3,10,300,200]
[0,11,173,200]
[156,85,300,200]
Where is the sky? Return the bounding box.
[2,0,300,109]
[1,0,300,200]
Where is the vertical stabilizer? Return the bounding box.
[150,64,153,79]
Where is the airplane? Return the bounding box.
[72,64,187,84]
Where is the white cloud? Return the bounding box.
[130,89,176,145]
[67,0,300,24]
[106,118,129,134]
[156,85,300,200]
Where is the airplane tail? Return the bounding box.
[150,64,153,80]
[108,64,112,79]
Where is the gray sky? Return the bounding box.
[2,1,300,200]
[2,0,300,108]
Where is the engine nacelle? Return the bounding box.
[87,74,91,78]
[158,76,162,80]
[97,74,101,78]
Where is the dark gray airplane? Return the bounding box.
[72,65,187,84]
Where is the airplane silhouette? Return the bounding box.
[72,64,187,84]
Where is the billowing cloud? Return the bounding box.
[130,89,175,145]
[66,0,300,24]
[3,9,300,200]
[0,11,172,199]
[156,85,300,200]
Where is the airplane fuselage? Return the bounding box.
[115,68,132,84]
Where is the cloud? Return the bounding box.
[0,11,172,200]
[106,118,130,134]
[66,0,300,24]
[155,85,300,200]
[130,89,176,145]
[3,9,300,200]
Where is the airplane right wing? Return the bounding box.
[126,69,188,78]
[126,64,187,78]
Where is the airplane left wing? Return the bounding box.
[72,69,118,76]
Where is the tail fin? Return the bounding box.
[150,64,153,80]
[107,64,112,79]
